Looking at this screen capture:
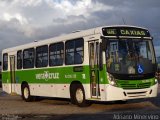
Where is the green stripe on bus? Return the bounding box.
[2,65,108,84]
[2,64,155,89]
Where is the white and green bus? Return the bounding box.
[2,25,158,107]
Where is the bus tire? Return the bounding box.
[21,84,34,102]
[70,86,76,104]
[72,84,91,107]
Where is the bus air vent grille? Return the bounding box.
[119,82,151,89]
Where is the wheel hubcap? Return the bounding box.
[76,88,83,103]
[24,87,29,99]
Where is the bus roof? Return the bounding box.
[2,25,149,53]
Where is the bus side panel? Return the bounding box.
[15,65,91,98]
[56,84,70,98]
[83,84,91,99]
[2,71,11,94]
[29,84,57,97]
[8,83,21,95]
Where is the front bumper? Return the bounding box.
[105,83,158,101]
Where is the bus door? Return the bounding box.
[89,41,100,98]
[9,55,16,94]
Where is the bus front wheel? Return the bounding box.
[71,84,91,107]
[21,84,34,102]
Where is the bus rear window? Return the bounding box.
[3,53,8,71]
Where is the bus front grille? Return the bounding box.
[124,91,148,98]
[119,82,151,89]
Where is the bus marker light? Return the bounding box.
[149,90,152,94]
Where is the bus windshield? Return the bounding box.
[106,39,156,77]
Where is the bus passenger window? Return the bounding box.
[23,48,35,69]
[49,42,64,66]
[36,45,48,68]
[75,39,84,64]
[75,52,82,64]
[17,50,22,69]
[65,38,84,65]
[3,53,8,71]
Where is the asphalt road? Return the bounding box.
[0,87,160,120]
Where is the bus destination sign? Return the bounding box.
[102,27,150,37]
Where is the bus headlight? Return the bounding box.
[107,73,117,86]
[110,81,116,86]
[155,79,158,84]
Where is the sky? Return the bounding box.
[0,0,160,59]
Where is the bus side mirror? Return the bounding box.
[99,43,103,71]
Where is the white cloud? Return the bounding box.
[47,0,113,19]
[3,13,28,25]
[13,0,42,7]
[0,0,113,26]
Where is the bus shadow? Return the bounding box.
[0,89,7,97]
[35,97,71,105]
[89,92,160,112]
[147,92,160,107]
[34,94,160,109]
